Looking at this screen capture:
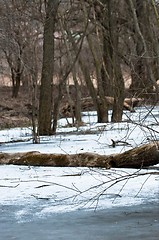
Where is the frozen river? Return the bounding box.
[0,165,158,240]
[1,202,159,240]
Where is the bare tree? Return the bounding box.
[0,1,26,97]
[128,0,159,98]
[38,0,59,135]
[83,0,125,122]
[0,0,43,98]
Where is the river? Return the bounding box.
[1,201,159,240]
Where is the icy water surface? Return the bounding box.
[0,165,159,239]
[0,202,159,240]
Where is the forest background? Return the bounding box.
[1,0,159,142]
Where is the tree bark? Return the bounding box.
[128,0,157,97]
[38,0,59,135]
[97,0,125,122]
[11,60,22,98]
[1,142,159,169]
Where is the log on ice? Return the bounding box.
[0,142,159,169]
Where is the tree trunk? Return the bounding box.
[86,31,109,123]
[11,56,23,98]
[72,68,82,126]
[111,62,125,122]
[38,0,59,135]
[100,1,114,97]
[129,0,157,97]
[67,27,108,123]
[97,0,125,122]
[52,81,63,134]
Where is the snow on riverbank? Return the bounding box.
[0,165,158,213]
[1,107,159,155]
[0,106,159,213]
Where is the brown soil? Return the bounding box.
[0,86,32,129]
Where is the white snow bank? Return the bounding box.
[1,107,159,155]
[0,107,159,214]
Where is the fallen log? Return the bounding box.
[61,96,143,117]
[80,96,137,112]
[0,142,159,169]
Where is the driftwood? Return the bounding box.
[82,96,142,111]
[0,142,159,169]
[61,96,143,117]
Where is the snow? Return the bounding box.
[0,165,158,214]
[0,106,159,214]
